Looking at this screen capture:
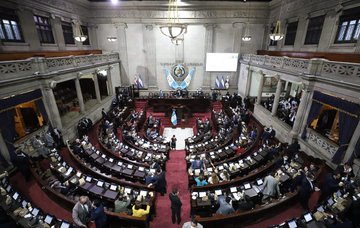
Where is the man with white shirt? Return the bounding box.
[72,196,92,227]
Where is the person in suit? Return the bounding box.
[72,196,92,227]
[154,169,167,196]
[14,150,31,182]
[318,171,343,204]
[51,127,64,148]
[169,188,182,224]
[261,173,281,203]
[336,162,355,182]
[114,195,131,213]
[171,135,177,150]
[298,172,319,210]
[216,196,235,215]
[90,200,107,228]
[44,131,55,148]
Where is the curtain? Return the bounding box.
[313,91,360,115]
[347,138,360,164]
[332,113,359,164]
[35,98,49,126]
[0,109,17,164]
[301,101,323,139]
[0,89,42,110]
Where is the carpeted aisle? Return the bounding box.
[151,150,191,228]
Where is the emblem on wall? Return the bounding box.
[164,64,195,90]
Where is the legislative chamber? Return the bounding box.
[0,0,360,227]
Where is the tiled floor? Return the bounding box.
[162,127,194,150]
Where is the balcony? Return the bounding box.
[241,54,360,86]
[0,53,120,84]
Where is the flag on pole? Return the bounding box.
[134,75,139,88]
[215,76,220,88]
[138,75,144,88]
[171,109,177,126]
[221,75,225,89]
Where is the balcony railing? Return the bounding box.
[242,54,360,85]
[0,53,120,83]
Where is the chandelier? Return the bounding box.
[171,37,184,45]
[242,0,251,42]
[73,21,87,42]
[160,0,187,40]
[269,20,284,41]
[107,36,117,42]
[269,0,285,41]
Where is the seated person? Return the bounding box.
[216,196,235,215]
[114,195,131,214]
[132,202,150,217]
[236,195,254,211]
[194,175,208,187]
[219,170,230,182]
[191,158,205,171]
[208,173,220,185]
[145,171,157,186]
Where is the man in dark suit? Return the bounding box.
[169,187,182,224]
[318,171,343,204]
[72,196,92,227]
[91,200,107,228]
[299,172,318,210]
[14,150,31,182]
[154,170,166,196]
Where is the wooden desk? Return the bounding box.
[148,98,211,115]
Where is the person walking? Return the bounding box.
[171,135,177,150]
[169,187,182,225]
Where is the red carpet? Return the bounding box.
[151,150,191,228]
[10,172,72,222]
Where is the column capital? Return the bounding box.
[115,23,128,29]
[232,22,244,28]
[204,24,216,30]
[76,72,83,79]
[145,25,153,31]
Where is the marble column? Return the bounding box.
[75,77,85,113]
[50,15,65,50]
[88,24,99,50]
[17,8,40,51]
[293,17,307,50]
[203,24,216,90]
[318,10,337,51]
[291,86,311,136]
[143,25,157,90]
[115,23,130,85]
[0,130,12,166]
[42,84,62,129]
[343,121,360,162]
[355,37,360,53]
[107,67,114,96]
[231,23,244,90]
[271,77,283,116]
[245,68,253,97]
[256,72,265,105]
[93,72,101,103]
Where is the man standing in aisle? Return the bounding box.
[72,196,92,227]
[169,187,182,225]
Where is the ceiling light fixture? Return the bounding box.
[269,0,285,41]
[242,0,252,42]
[73,21,87,42]
[111,0,119,5]
[160,0,187,40]
[107,36,117,42]
[171,37,184,45]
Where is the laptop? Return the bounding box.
[287,220,297,228]
[60,221,71,228]
[304,213,313,223]
[85,176,92,182]
[244,183,251,190]
[44,214,54,225]
[12,192,19,201]
[31,208,40,217]
[110,185,117,191]
[97,181,104,187]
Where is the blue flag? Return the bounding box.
[171,109,177,126]
[215,76,220,88]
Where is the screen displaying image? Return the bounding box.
[60,221,70,228]
[45,215,53,224]
[31,208,39,216]
[304,213,313,222]
[206,53,239,72]
[288,220,297,228]
[244,183,251,190]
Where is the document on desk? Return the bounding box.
[64,168,73,176]
[199,192,206,198]
[233,193,240,201]
[140,190,148,197]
